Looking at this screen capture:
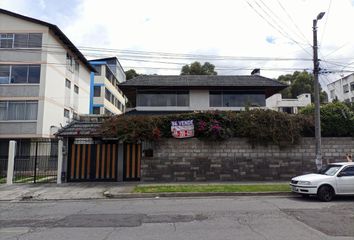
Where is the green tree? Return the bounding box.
[277,71,328,103]
[125,69,139,80]
[180,61,217,75]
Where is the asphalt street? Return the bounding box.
[0,195,353,240]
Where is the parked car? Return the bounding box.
[290,162,354,201]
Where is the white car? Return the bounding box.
[290,162,354,201]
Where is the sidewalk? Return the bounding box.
[0,181,291,201]
[0,182,136,201]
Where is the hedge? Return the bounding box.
[101,102,354,146]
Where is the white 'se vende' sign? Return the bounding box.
[171,120,194,138]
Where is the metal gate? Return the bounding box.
[123,143,141,181]
[67,141,118,182]
[13,139,58,183]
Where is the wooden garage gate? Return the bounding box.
[68,141,118,182]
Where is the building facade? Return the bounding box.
[0,9,94,153]
[327,73,354,103]
[119,75,287,114]
[266,93,311,114]
[89,57,126,115]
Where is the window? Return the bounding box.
[73,112,78,119]
[0,65,40,84]
[64,109,70,118]
[0,65,10,84]
[93,65,101,76]
[65,79,71,89]
[93,86,101,97]
[74,85,79,94]
[339,166,354,177]
[0,101,38,120]
[0,33,14,48]
[210,91,265,107]
[92,107,100,114]
[74,61,79,72]
[0,33,42,48]
[137,91,189,107]
[343,84,349,93]
[66,53,74,72]
[351,82,354,92]
[330,89,335,99]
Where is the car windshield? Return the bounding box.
[318,165,342,176]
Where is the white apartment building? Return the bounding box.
[266,93,311,114]
[327,73,354,103]
[89,57,126,115]
[0,9,94,142]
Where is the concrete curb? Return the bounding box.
[103,191,294,199]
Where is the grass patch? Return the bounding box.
[134,184,290,193]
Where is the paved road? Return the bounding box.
[0,195,353,240]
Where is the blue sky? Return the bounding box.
[1,0,354,90]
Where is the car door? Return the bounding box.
[336,166,354,194]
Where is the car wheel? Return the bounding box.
[317,185,334,202]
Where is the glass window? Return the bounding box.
[64,109,70,118]
[0,65,10,84]
[209,91,265,107]
[28,65,40,83]
[93,65,101,76]
[75,61,79,72]
[339,166,354,177]
[28,33,42,48]
[74,85,79,94]
[351,83,354,91]
[11,65,28,83]
[65,79,71,89]
[14,33,28,48]
[210,91,222,107]
[0,33,14,48]
[0,102,7,120]
[26,101,38,120]
[93,107,100,114]
[137,91,189,107]
[343,84,349,93]
[94,86,101,97]
[8,101,26,120]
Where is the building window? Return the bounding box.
[0,65,40,84]
[93,86,101,97]
[93,65,102,76]
[64,109,70,118]
[66,53,74,72]
[0,101,38,120]
[0,33,42,48]
[351,82,354,91]
[74,61,79,73]
[92,107,100,114]
[210,91,266,107]
[65,79,71,89]
[330,89,335,99]
[137,91,189,107]
[73,112,78,119]
[74,85,79,94]
[343,84,349,93]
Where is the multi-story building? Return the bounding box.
[0,9,94,151]
[327,73,354,103]
[89,57,126,115]
[266,93,311,114]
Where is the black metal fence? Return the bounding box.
[13,139,58,183]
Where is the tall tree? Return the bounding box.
[180,61,217,75]
[125,69,139,80]
[277,71,328,103]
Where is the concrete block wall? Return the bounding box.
[141,137,354,182]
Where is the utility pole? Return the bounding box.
[313,12,325,170]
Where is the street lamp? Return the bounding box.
[313,12,325,170]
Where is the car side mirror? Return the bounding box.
[337,172,346,177]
